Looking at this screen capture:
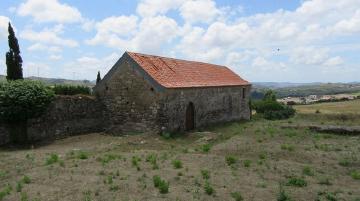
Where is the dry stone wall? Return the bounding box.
[0,95,106,145]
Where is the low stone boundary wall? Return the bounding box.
[0,95,106,145]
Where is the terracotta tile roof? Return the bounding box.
[127,52,250,88]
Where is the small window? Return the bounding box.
[242,88,246,99]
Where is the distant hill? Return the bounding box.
[0,75,95,87]
[252,82,360,99]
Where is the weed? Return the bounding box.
[132,156,141,168]
[0,170,7,178]
[78,151,89,160]
[201,144,211,153]
[106,175,113,184]
[22,175,31,184]
[45,153,59,165]
[0,184,12,201]
[286,177,307,187]
[172,159,183,169]
[16,181,23,192]
[231,192,243,201]
[204,181,214,195]
[146,154,159,169]
[302,166,315,176]
[226,155,237,166]
[350,170,360,180]
[20,192,28,201]
[201,169,210,180]
[338,158,351,167]
[259,152,267,160]
[109,185,119,191]
[152,175,169,194]
[277,187,292,201]
[83,190,92,201]
[243,160,252,168]
[98,154,120,165]
[281,144,295,151]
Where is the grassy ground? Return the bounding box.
[1,108,360,200]
[294,99,360,114]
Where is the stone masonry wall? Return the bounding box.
[159,85,251,132]
[0,95,106,145]
[94,56,161,134]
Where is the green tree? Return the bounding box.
[0,80,54,144]
[96,71,101,84]
[263,90,276,101]
[6,23,23,80]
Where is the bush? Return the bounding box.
[286,177,307,187]
[0,80,54,122]
[0,80,54,144]
[204,181,214,195]
[52,84,91,95]
[253,90,296,120]
[172,159,183,169]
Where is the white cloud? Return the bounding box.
[180,0,221,24]
[17,0,82,23]
[290,47,330,65]
[252,57,269,67]
[86,15,138,47]
[0,16,11,40]
[87,15,179,54]
[21,26,78,47]
[323,56,344,66]
[23,62,52,78]
[61,52,121,80]
[136,0,185,17]
[49,54,62,60]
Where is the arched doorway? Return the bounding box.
[185,102,195,131]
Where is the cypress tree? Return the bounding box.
[6,22,23,80]
[96,71,101,84]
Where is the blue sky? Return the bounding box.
[0,0,359,82]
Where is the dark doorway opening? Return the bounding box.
[185,102,195,131]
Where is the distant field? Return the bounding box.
[295,99,360,114]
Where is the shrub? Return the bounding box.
[0,80,54,143]
[204,181,214,195]
[52,84,91,95]
[253,90,295,120]
[231,192,244,201]
[286,177,307,187]
[153,175,162,188]
[226,155,237,166]
[172,159,183,169]
[77,151,89,160]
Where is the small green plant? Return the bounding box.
[152,175,169,194]
[302,166,314,176]
[83,190,92,201]
[146,154,159,169]
[201,169,210,180]
[204,181,214,195]
[201,144,211,153]
[20,192,28,201]
[172,159,183,169]
[286,177,307,187]
[22,175,31,184]
[45,153,59,165]
[78,151,89,160]
[243,160,252,168]
[16,181,23,192]
[226,155,237,166]
[98,154,120,165]
[338,158,351,167]
[277,187,292,201]
[0,184,12,201]
[231,191,244,201]
[281,144,294,151]
[350,170,360,180]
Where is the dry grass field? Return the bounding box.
[294,99,360,114]
[1,102,360,201]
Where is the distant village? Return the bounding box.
[278,93,360,105]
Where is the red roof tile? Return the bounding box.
[127,52,250,88]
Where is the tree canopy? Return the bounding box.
[6,22,23,80]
